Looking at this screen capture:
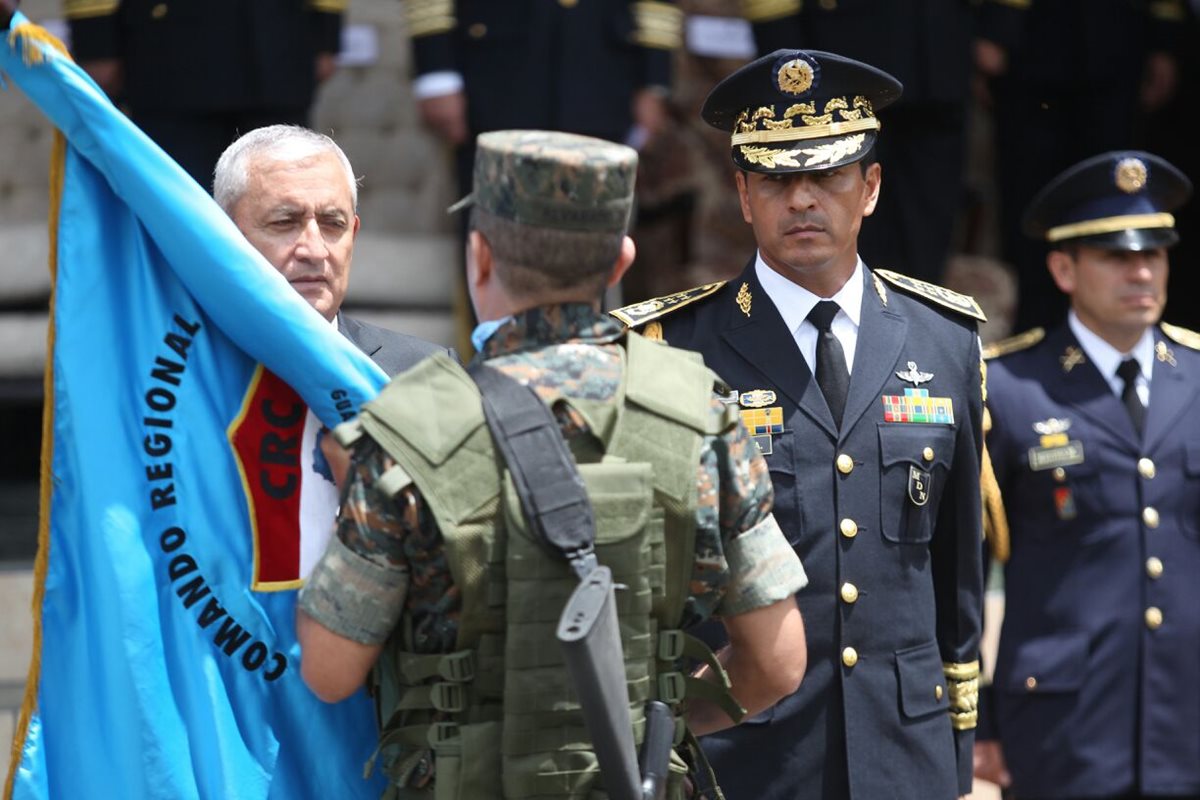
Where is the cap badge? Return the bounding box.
[736,282,753,316]
[1115,157,1148,194]
[896,361,933,387]
[776,58,815,96]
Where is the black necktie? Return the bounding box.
[808,301,850,427]
[1117,358,1145,435]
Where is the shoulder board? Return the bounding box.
[982,327,1045,360]
[609,281,727,328]
[873,269,987,323]
[1160,321,1200,350]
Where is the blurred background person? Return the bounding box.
[974,0,1186,333]
[64,0,346,189]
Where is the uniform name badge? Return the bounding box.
[909,466,930,506]
[1027,433,1085,472]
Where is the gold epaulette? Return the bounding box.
[63,0,118,21]
[609,281,726,329]
[740,0,801,24]
[1161,321,1200,350]
[632,1,683,50]
[404,0,455,38]
[943,660,980,731]
[873,269,987,323]
[1149,0,1186,22]
[982,327,1045,360]
[307,0,347,13]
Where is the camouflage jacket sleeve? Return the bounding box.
[688,397,807,621]
[298,442,454,647]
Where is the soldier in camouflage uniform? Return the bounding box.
[296,129,809,798]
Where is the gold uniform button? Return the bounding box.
[1052,467,1067,482]
[1143,507,1160,528]
[840,583,859,604]
[1146,557,1164,579]
[151,3,168,18]
[935,684,944,700]
[1146,607,1163,630]
[836,453,854,474]
[839,518,858,539]
[467,22,487,38]
[922,446,934,462]
[842,647,858,667]
[1025,676,1038,691]
[1138,458,1156,479]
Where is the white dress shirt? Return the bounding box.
[1068,311,1154,407]
[755,252,864,376]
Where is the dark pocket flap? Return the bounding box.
[1002,631,1089,694]
[895,641,950,719]
[879,425,956,470]
[1186,440,1200,477]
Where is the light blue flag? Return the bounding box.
[3,15,388,799]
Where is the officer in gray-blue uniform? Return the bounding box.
[977,151,1200,800]
[611,49,985,800]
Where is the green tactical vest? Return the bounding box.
[347,331,744,800]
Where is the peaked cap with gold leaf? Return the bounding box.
[701,48,902,174]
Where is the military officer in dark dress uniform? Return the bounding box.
[977,151,1200,800]
[611,49,985,800]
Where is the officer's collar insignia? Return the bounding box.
[872,273,888,307]
[1033,417,1071,436]
[882,389,955,425]
[873,269,987,322]
[895,361,933,386]
[776,55,817,96]
[739,389,777,408]
[736,282,753,316]
[1060,345,1086,373]
[1115,157,1148,194]
[1156,340,1176,366]
[609,281,726,328]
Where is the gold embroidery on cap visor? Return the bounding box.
[1045,212,1175,243]
[740,134,868,169]
[732,96,877,142]
[1115,157,1149,194]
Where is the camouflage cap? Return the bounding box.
[449,130,638,233]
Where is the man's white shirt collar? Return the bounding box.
[754,253,863,374]
[1068,310,1154,403]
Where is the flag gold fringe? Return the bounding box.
[3,123,65,799]
[8,22,73,66]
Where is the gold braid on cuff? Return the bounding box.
[943,660,980,731]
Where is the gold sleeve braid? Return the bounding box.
[307,0,347,12]
[740,0,801,23]
[943,660,980,731]
[63,0,118,21]
[979,356,1010,563]
[404,0,456,38]
[631,1,683,50]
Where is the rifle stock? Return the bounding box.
[557,566,642,800]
